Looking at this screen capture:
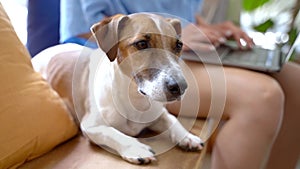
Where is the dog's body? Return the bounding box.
[32,13,203,164]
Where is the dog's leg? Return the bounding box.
[149,108,204,151]
[81,120,156,164]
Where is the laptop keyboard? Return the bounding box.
[180,45,282,72]
[221,47,280,67]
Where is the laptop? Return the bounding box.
[181,33,299,72]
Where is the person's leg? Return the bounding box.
[27,0,60,57]
[168,61,284,169]
[266,62,300,169]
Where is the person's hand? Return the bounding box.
[181,23,217,51]
[181,15,254,51]
[195,16,254,49]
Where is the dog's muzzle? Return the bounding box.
[134,68,187,102]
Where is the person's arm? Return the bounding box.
[78,0,128,41]
[79,0,109,27]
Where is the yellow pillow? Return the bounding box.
[0,3,78,169]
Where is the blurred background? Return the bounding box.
[0,0,299,61]
[1,0,27,44]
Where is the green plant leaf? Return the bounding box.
[243,0,271,11]
[288,27,298,46]
[287,28,298,61]
[253,19,274,33]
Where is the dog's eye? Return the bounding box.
[134,40,149,50]
[175,40,183,53]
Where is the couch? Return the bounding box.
[0,3,210,169]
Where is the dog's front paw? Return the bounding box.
[120,142,156,164]
[178,133,204,151]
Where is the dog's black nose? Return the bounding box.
[166,81,180,95]
[166,79,187,97]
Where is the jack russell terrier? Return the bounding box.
[32,13,204,164]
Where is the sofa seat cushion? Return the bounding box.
[19,118,207,169]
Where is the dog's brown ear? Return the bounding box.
[91,14,129,62]
[166,18,182,35]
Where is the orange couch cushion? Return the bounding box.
[0,3,78,169]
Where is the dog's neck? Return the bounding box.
[111,62,152,111]
[111,61,164,123]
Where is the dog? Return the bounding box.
[32,13,204,164]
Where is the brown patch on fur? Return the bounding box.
[117,33,182,64]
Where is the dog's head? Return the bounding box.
[91,13,187,102]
